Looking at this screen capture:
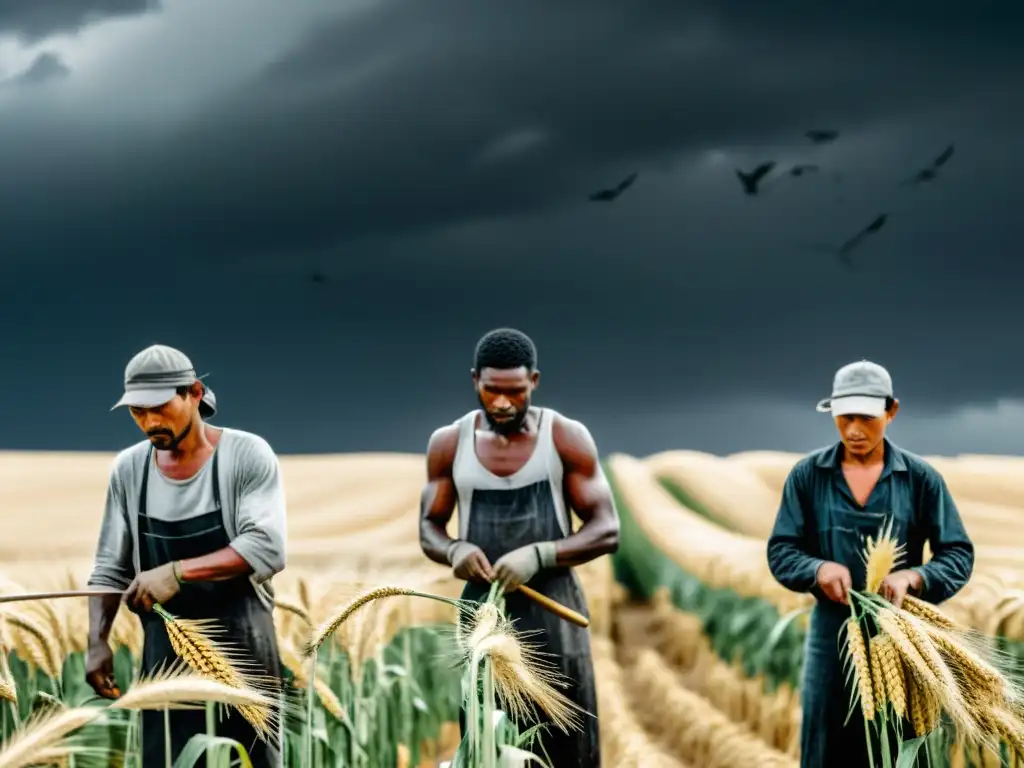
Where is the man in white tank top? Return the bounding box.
[419,328,620,768]
[85,344,287,767]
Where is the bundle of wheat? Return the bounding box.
[844,525,1024,766]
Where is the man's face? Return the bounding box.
[129,386,201,450]
[835,402,898,458]
[474,366,539,436]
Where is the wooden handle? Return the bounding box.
[0,589,124,605]
[518,585,590,628]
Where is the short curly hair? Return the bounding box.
[473,328,537,372]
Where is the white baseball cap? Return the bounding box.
[815,360,893,418]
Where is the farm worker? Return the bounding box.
[85,344,287,768]
[767,360,974,767]
[418,328,620,768]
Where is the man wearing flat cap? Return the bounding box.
[766,360,974,767]
[86,344,287,767]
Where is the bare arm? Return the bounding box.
[419,425,460,566]
[88,593,122,647]
[86,461,131,698]
[178,547,254,582]
[551,415,620,567]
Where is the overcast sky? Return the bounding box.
[1,1,1022,459]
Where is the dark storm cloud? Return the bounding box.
[1,1,1023,456]
[0,0,158,41]
[0,0,1020,264]
[6,52,71,85]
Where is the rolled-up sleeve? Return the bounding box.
[767,463,825,594]
[910,470,974,605]
[229,436,287,583]
[87,463,135,590]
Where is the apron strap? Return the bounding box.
[210,445,221,508]
[139,444,153,518]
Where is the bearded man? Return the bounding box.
[418,327,619,767]
[86,344,287,767]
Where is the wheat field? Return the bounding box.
[0,447,1022,766]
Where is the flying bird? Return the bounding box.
[902,143,955,185]
[836,213,889,267]
[735,161,776,195]
[788,163,820,177]
[805,129,839,144]
[588,172,638,202]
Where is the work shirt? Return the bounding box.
[767,438,974,767]
[767,438,974,606]
[87,427,288,610]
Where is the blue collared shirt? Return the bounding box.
[766,438,974,605]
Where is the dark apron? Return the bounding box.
[135,446,283,768]
[458,479,600,768]
[801,480,913,768]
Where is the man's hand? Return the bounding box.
[816,561,853,605]
[449,542,495,584]
[123,562,181,613]
[84,641,121,700]
[879,569,923,609]
[493,545,543,593]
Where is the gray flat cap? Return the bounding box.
[111,344,216,418]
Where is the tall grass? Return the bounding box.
[0,577,584,767]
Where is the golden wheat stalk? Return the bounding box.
[0,617,17,706]
[304,586,415,657]
[110,661,275,712]
[905,665,940,737]
[925,624,1006,700]
[460,602,501,655]
[0,678,15,706]
[0,706,102,768]
[273,598,311,626]
[868,636,886,714]
[901,595,958,630]
[876,608,978,741]
[874,634,907,719]
[302,585,464,658]
[844,618,875,720]
[862,517,906,594]
[464,604,585,735]
[277,643,345,721]
[152,605,278,741]
[0,610,62,679]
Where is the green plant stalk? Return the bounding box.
[206,701,215,768]
[878,704,893,768]
[164,707,172,768]
[482,657,495,768]
[305,650,316,768]
[0,615,492,767]
[401,631,412,759]
[467,643,484,764]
